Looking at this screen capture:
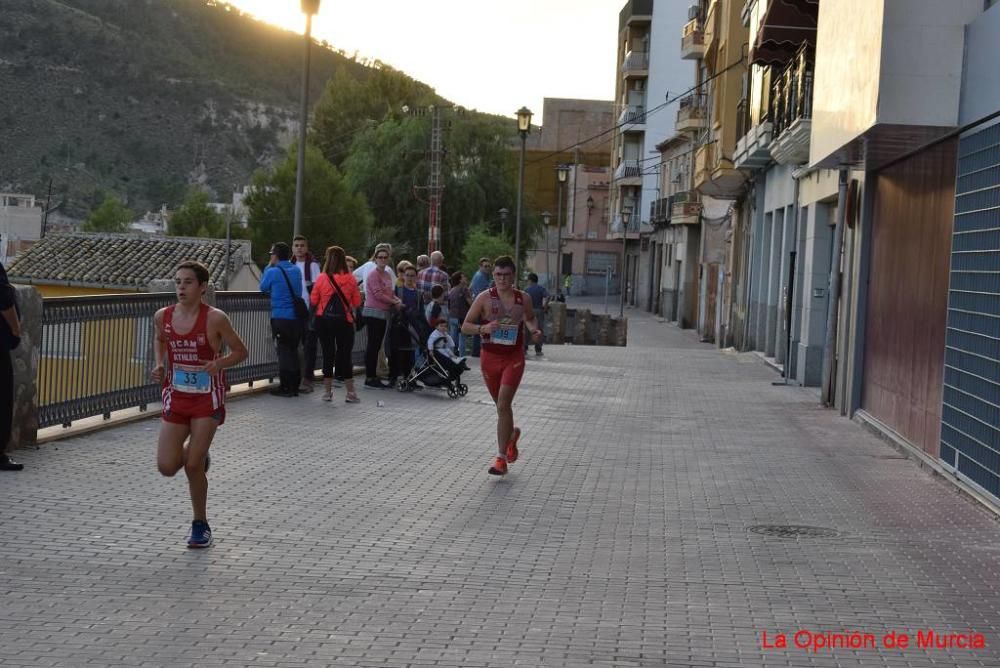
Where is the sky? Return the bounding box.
[224,0,623,124]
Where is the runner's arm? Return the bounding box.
[150,309,166,383]
[205,311,248,375]
[461,293,495,336]
[523,299,543,341]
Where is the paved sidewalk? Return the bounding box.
[2,307,999,667]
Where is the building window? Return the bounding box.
[586,251,618,276]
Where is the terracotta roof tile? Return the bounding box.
[7,233,254,289]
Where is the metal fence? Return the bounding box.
[38,292,369,428]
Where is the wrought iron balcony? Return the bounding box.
[621,50,649,77]
[769,44,813,165]
[734,96,773,170]
[681,19,705,60]
[650,197,672,227]
[617,104,646,129]
[676,92,708,133]
[613,159,642,183]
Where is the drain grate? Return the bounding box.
[748,525,841,539]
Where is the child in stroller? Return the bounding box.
[395,318,469,398]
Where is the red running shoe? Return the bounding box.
[506,427,521,463]
[488,456,508,476]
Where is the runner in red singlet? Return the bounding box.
[461,255,542,476]
[152,261,248,548]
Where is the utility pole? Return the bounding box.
[413,105,462,254]
[293,0,321,238]
[427,105,443,253]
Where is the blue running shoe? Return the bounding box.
[187,520,213,548]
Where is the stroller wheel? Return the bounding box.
[447,387,458,399]
[396,379,409,392]
[457,384,468,396]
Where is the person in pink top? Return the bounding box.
[310,246,363,403]
[360,245,401,388]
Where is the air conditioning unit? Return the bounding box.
[634,79,645,91]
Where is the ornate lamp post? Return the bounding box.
[514,106,532,283]
[555,165,570,294]
[541,210,552,290]
[498,207,509,238]
[619,205,632,318]
[293,0,321,238]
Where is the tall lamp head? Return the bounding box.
[516,107,533,136]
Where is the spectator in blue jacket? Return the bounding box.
[260,242,304,397]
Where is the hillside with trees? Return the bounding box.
[0,0,438,216]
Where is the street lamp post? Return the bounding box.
[293,0,321,238]
[514,106,532,283]
[498,207,509,238]
[541,211,552,290]
[555,165,569,295]
[619,206,632,319]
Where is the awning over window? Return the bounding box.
[750,0,818,66]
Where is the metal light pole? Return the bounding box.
[619,206,632,318]
[555,165,569,294]
[541,211,552,290]
[293,0,321,238]
[499,207,509,238]
[514,107,532,283]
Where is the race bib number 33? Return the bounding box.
[171,364,211,394]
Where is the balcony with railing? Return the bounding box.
[650,197,671,227]
[676,92,708,133]
[621,50,650,78]
[734,96,773,170]
[613,159,642,185]
[681,18,706,60]
[671,190,702,225]
[617,104,646,131]
[769,44,813,165]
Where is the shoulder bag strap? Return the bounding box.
[277,265,298,300]
[329,274,352,313]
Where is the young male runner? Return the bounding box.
[152,261,248,547]
[461,255,543,475]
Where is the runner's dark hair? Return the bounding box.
[494,255,515,272]
[175,261,210,285]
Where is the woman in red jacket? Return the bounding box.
[310,246,363,403]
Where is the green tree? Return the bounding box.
[168,190,226,237]
[343,114,519,262]
[82,195,132,233]
[245,142,373,261]
[459,224,513,280]
[312,66,437,167]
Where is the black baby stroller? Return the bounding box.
[394,319,469,399]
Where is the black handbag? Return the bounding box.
[322,274,351,321]
[277,265,310,321]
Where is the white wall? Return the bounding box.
[810,0,885,166]
[641,0,690,225]
[959,2,1000,125]
[810,0,982,166]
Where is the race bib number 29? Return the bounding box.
[171,364,211,394]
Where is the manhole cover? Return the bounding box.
[748,525,841,539]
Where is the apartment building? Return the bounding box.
[609,0,690,309]
[521,98,617,295]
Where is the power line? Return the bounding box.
[526,53,749,167]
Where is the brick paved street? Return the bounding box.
[2,307,1000,667]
